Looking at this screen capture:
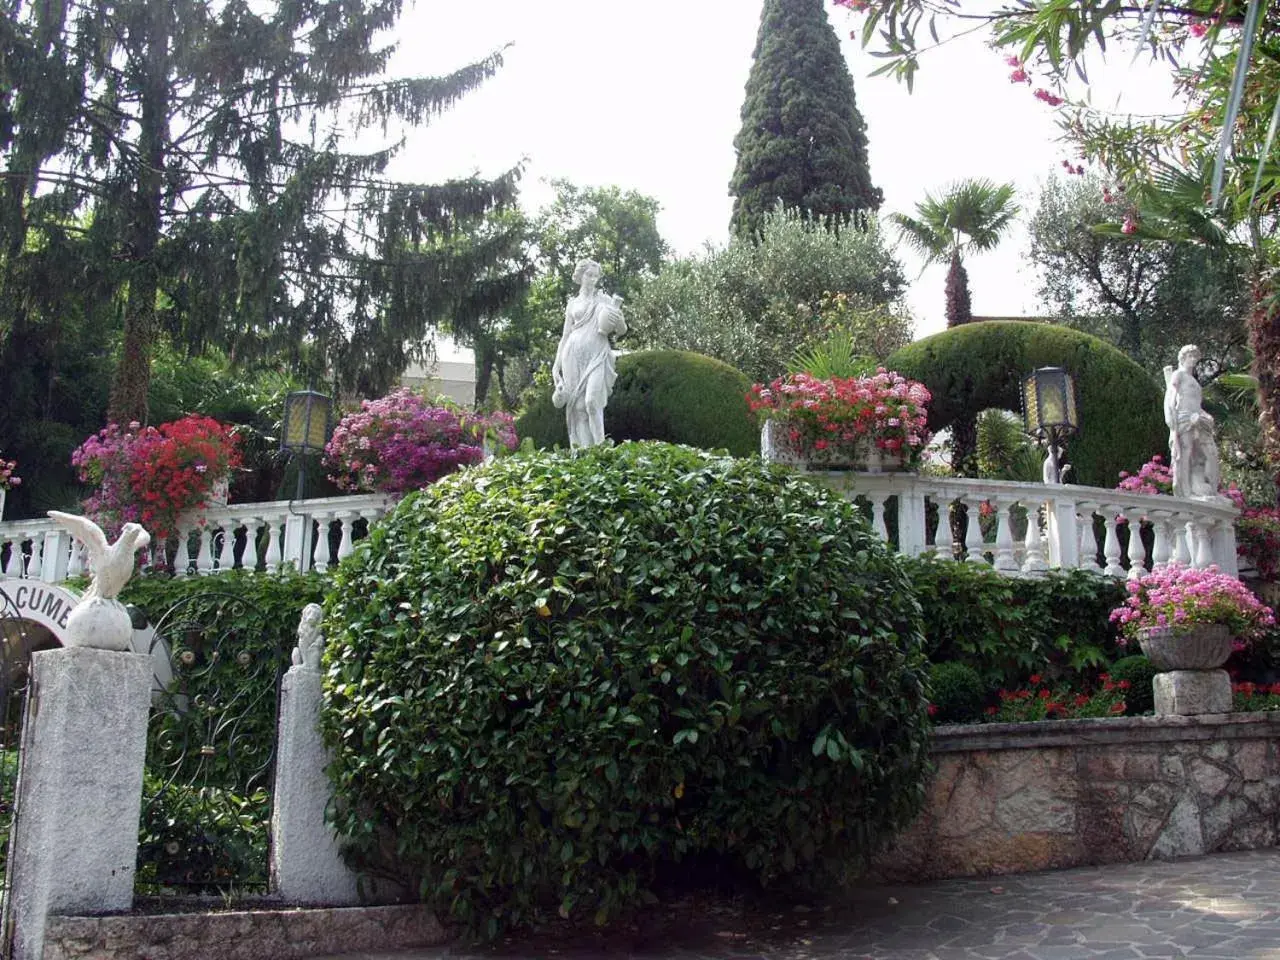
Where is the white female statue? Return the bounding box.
[1164,344,1222,498]
[552,259,627,449]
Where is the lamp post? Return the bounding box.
[1021,367,1079,484]
[281,390,332,501]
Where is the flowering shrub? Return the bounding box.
[0,455,20,491]
[1231,681,1280,712]
[748,368,931,465]
[986,673,1128,722]
[323,389,518,495]
[72,416,242,539]
[1110,563,1276,644]
[1117,455,1173,496]
[1238,506,1280,581]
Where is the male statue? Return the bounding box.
[1163,344,1222,499]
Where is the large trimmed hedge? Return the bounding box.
[886,322,1166,487]
[516,350,758,456]
[321,442,930,936]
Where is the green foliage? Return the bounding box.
[322,442,931,938]
[516,351,759,457]
[1107,655,1157,716]
[730,0,882,236]
[904,556,1126,688]
[927,662,989,724]
[788,292,913,379]
[885,321,1167,487]
[975,409,1042,483]
[630,208,905,383]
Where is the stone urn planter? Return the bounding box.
[760,420,911,474]
[1137,623,1234,716]
[1137,623,1234,671]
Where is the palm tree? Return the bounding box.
[891,179,1020,327]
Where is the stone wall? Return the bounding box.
[42,904,445,960]
[872,712,1280,883]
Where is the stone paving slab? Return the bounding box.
[315,850,1280,959]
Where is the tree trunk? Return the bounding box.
[107,0,169,425]
[945,250,972,327]
[473,340,495,409]
[1248,274,1280,472]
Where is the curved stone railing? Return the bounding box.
[0,493,395,583]
[810,470,1240,579]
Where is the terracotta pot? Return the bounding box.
[1137,623,1234,671]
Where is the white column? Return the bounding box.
[961,497,987,565]
[216,523,236,572]
[1076,505,1101,573]
[1021,502,1048,576]
[270,666,360,904]
[1101,507,1125,578]
[264,515,285,572]
[933,498,954,560]
[1173,515,1193,566]
[194,525,215,576]
[992,498,1017,574]
[9,649,152,960]
[1127,520,1150,581]
[336,513,356,563]
[1150,513,1172,570]
[242,518,262,572]
[869,495,889,545]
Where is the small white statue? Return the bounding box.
[291,603,325,671]
[551,258,627,449]
[47,511,151,651]
[1163,344,1222,499]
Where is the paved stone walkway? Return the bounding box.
[321,850,1280,959]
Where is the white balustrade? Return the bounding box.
[804,471,1241,581]
[0,493,395,585]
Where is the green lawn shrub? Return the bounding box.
[904,557,1127,687]
[321,442,931,938]
[515,350,759,456]
[1107,655,1157,715]
[927,662,989,723]
[886,322,1167,487]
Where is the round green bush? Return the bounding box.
[515,350,759,456]
[322,442,930,937]
[885,322,1166,487]
[928,661,989,723]
[1109,654,1157,715]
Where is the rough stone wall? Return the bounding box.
[872,713,1280,883]
[42,904,445,960]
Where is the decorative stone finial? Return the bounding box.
[291,603,325,671]
[47,511,151,651]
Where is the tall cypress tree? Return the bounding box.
[729,0,882,236]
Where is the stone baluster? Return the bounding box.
[1150,513,1171,570]
[216,521,236,573]
[242,518,262,572]
[1213,518,1239,577]
[336,512,356,562]
[263,515,284,572]
[1172,514,1192,566]
[992,497,1018,574]
[194,524,215,576]
[1190,518,1214,569]
[933,497,955,559]
[1101,506,1125,578]
[1076,505,1101,573]
[869,494,889,545]
[67,537,86,579]
[1126,519,1150,581]
[172,524,194,577]
[1021,502,1048,576]
[3,537,24,578]
[311,513,333,574]
[961,497,987,565]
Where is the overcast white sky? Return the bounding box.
[378,0,1188,347]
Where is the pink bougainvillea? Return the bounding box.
[323,389,518,495]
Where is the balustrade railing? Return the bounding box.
[0,477,1242,586]
[811,472,1240,580]
[0,493,394,584]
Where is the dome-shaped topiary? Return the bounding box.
[885,322,1166,487]
[515,350,759,456]
[928,661,989,723]
[321,442,930,937]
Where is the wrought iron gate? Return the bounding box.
[136,592,285,899]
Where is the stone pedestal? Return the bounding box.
[1154,669,1232,716]
[9,648,152,960]
[270,666,360,905]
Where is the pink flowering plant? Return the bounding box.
[1117,455,1173,496]
[0,454,20,491]
[747,368,932,466]
[1237,506,1280,581]
[1110,563,1276,645]
[323,389,518,495]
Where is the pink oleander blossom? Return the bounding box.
[323,389,518,495]
[1110,563,1275,645]
[0,456,20,491]
[747,368,932,466]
